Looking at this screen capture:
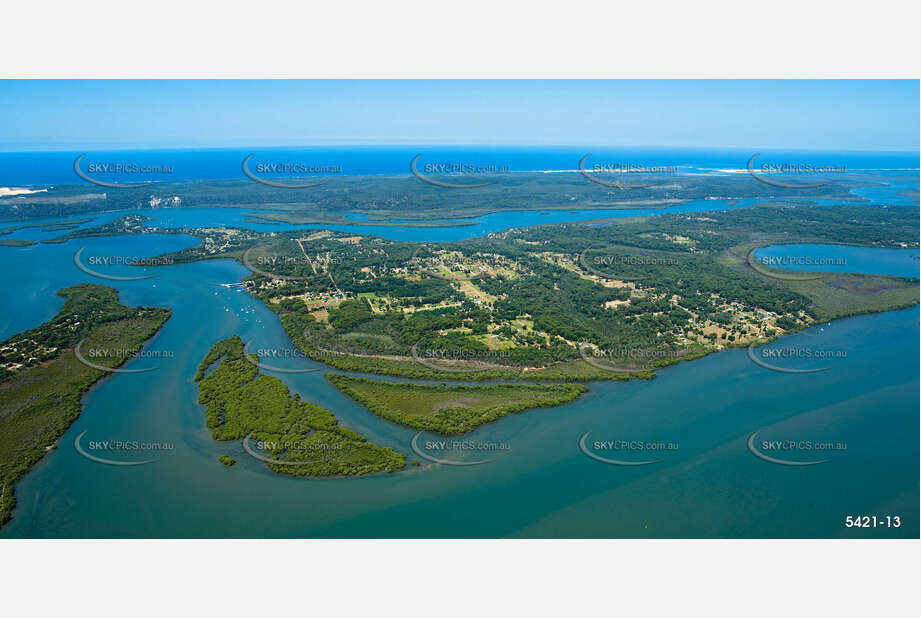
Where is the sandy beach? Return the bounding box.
[0,187,47,197]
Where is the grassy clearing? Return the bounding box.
[785,275,919,321]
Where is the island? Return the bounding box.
[195,336,405,476]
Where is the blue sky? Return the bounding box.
[0,80,917,152]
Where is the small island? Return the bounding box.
[218,455,236,467]
[195,336,405,477]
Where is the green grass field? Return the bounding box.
[785,275,919,321]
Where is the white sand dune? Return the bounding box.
[0,187,48,197]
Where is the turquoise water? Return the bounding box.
[850,179,918,206]
[2,163,915,246]
[2,147,916,185]
[754,244,919,278]
[0,234,200,339]
[0,217,918,537]
[144,200,779,241]
[2,200,765,244]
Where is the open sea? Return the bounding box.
[0,146,918,186]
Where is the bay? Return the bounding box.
[0,230,916,537]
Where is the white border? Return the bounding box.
[1,1,919,78]
[0,0,918,613]
[1,540,919,616]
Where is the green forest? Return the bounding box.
[0,284,171,527]
[53,200,918,387]
[328,374,588,435]
[195,336,405,476]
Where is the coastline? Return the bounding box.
[0,286,172,528]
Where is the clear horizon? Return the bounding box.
[0,80,917,152]
[1,144,919,155]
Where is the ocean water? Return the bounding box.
[0,225,917,537]
[0,146,918,186]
